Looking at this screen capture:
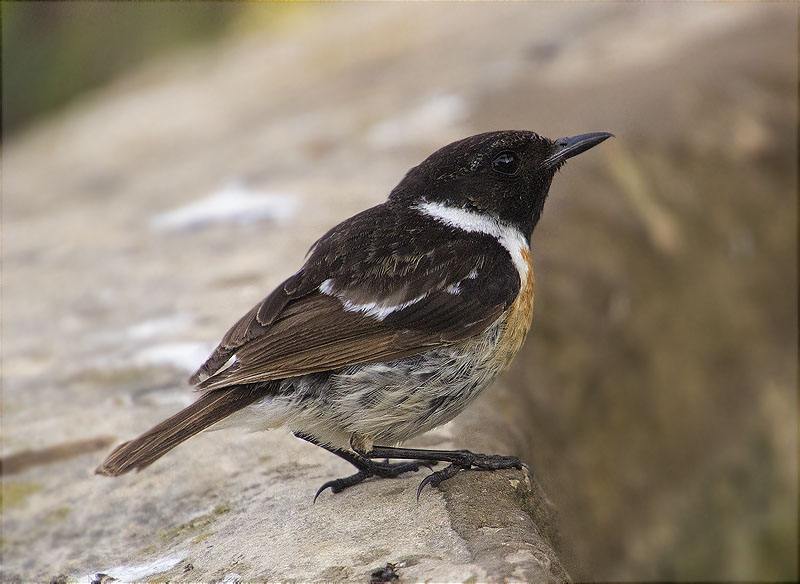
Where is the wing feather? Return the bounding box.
[190,203,522,391]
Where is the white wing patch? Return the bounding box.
[319,279,428,321]
[414,201,530,281]
[445,268,479,295]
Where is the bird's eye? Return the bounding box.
[491,151,520,175]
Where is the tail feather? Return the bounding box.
[95,384,270,476]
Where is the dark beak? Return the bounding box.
[543,131,614,168]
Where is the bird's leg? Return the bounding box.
[357,445,529,499]
[293,432,433,501]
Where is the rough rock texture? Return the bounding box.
[4,431,565,582]
[441,471,568,582]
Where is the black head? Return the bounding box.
[389,130,613,238]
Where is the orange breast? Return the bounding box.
[494,247,535,371]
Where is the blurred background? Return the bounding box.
[2,2,797,581]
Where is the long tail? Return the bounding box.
[95,384,271,476]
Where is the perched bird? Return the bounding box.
[96,129,612,499]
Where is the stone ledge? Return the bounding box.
[2,429,567,582]
[442,470,568,583]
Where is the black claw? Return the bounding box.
[313,459,438,501]
[313,470,372,503]
[313,482,332,504]
[416,464,466,501]
[413,455,529,501]
[313,479,340,503]
[416,473,436,501]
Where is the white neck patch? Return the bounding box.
[414,201,530,280]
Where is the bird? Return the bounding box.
[96,129,613,500]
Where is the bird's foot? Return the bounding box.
[314,458,435,502]
[314,470,372,502]
[415,452,526,500]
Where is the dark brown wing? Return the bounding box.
[190,203,521,391]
